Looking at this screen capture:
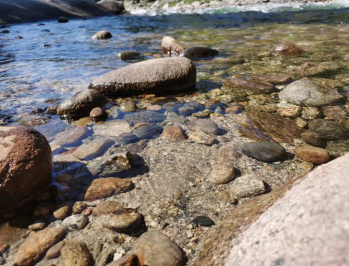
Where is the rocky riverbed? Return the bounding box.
[1,5,349,266]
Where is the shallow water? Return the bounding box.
[1,6,349,141]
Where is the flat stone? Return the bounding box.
[133,124,163,140]
[124,111,166,126]
[99,209,142,233]
[230,175,266,198]
[189,132,215,145]
[14,227,66,266]
[116,133,140,145]
[294,145,330,164]
[188,119,221,135]
[84,177,133,201]
[276,106,302,117]
[301,106,321,120]
[61,240,94,266]
[63,214,88,231]
[46,240,65,260]
[166,112,188,124]
[92,30,112,40]
[28,221,45,231]
[92,201,123,216]
[53,206,70,220]
[108,253,140,266]
[308,119,349,141]
[120,101,136,112]
[93,120,132,137]
[162,125,186,141]
[323,106,347,121]
[242,141,287,163]
[54,126,88,147]
[73,137,114,160]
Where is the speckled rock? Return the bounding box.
[294,145,330,164]
[133,124,163,140]
[162,125,186,141]
[301,106,321,120]
[97,0,124,14]
[63,214,88,231]
[300,131,326,148]
[276,106,302,117]
[189,132,215,145]
[188,119,221,135]
[271,42,304,55]
[161,36,184,56]
[73,202,87,214]
[242,141,286,163]
[92,30,112,40]
[208,163,235,184]
[230,175,266,198]
[99,209,142,233]
[108,253,140,266]
[326,140,349,158]
[61,240,94,266]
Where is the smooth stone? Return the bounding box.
[73,202,87,214]
[118,50,142,60]
[178,106,196,116]
[294,145,330,164]
[132,231,184,266]
[300,131,326,148]
[116,132,140,145]
[93,120,132,137]
[161,36,184,56]
[271,42,304,55]
[63,214,88,231]
[46,240,65,260]
[133,124,163,140]
[58,16,68,23]
[189,132,215,145]
[208,163,235,184]
[308,119,349,141]
[276,106,302,117]
[225,103,244,114]
[188,119,221,135]
[0,126,51,214]
[54,126,88,147]
[279,79,343,107]
[90,107,105,121]
[92,201,123,216]
[72,137,114,160]
[162,125,186,141]
[166,112,188,124]
[230,175,266,198]
[108,253,140,266]
[216,95,235,104]
[100,209,142,233]
[181,46,219,59]
[14,227,66,266]
[120,101,136,112]
[57,89,108,119]
[242,141,286,163]
[61,240,94,266]
[301,106,321,120]
[124,111,166,126]
[84,177,133,201]
[89,57,196,96]
[92,30,112,40]
[28,221,45,231]
[192,216,215,227]
[53,206,70,220]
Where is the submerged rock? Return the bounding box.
[308,119,349,141]
[99,209,142,233]
[57,89,108,119]
[89,57,196,96]
[161,36,184,56]
[181,46,219,59]
[133,124,163,140]
[118,50,142,60]
[188,119,221,135]
[242,141,286,163]
[279,79,343,107]
[271,42,304,55]
[92,30,112,40]
[0,126,51,214]
[124,111,166,126]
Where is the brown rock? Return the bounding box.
[225,103,244,114]
[108,253,141,266]
[89,57,196,97]
[72,202,87,214]
[189,132,215,145]
[146,105,163,111]
[323,105,347,121]
[276,106,302,117]
[46,106,58,115]
[100,209,142,233]
[46,240,65,260]
[162,125,186,141]
[0,126,52,214]
[300,131,326,148]
[14,227,66,266]
[92,201,123,216]
[161,36,184,56]
[133,122,148,129]
[53,206,70,220]
[28,221,45,231]
[84,178,134,201]
[90,107,105,121]
[294,145,330,164]
[61,240,94,266]
[271,42,304,55]
[33,202,53,217]
[208,163,235,184]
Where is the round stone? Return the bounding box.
[92,30,112,40]
[294,145,330,164]
[242,141,287,163]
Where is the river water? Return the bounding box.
[1,3,349,142]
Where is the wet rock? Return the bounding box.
[124,111,166,126]
[271,42,304,55]
[178,106,196,116]
[308,119,349,141]
[46,106,58,115]
[61,240,94,266]
[34,202,53,217]
[57,89,108,119]
[28,221,45,231]
[93,120,132,137]
[116,133,140,145]
[0,126,51,214]
[89,57,196,96]
[294,145,330,164]
[161,36,184,56]
[189,132,215,145]
[242,141,286,163]
[108,253,140,266]
[120,101,136,112]
[58,16,68,23]
[18,115,50,126]
[63,214,88,231]
[97,0,124,15]
[192,216,215,227]
[279,79,343,107]
[132,231,184,266]
[14,227,66,266]
[326,140,349,158]
[54,126,88,147]
[100,209,142,233]
[53,206,70,220]
[323,105,347,121]
[162,125,186,141]
[84,177,133,201]
[208,163,235,184]
[230,175,266,198]
[301,106,321,120]
[90,107,106,121]
[118,50,142,60]
[188,119,221,135]
[300,131,326,148]
[225,103,245,114]
[73,202,87,214]
[92,30,112,40]
[276,106,302,117]
[181,46,219,59]
[133,124,163,140]
[46,240,65,259]
[73,137,114,160]
[93,201,123,216]
[166,112,188,124]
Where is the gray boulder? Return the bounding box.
[89,57,196,96]
[279,79,343,107]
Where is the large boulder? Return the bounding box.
[57,89,108,119]
[0,126,52,214]
[88,57,196,96]
[279,79,343,107]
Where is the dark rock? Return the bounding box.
[0,30,10,33]
[46,106,58,115]
[181,46,219,59]
[120,101,136,112]
[61,240,94,266]
[92,30,112,40]
[188,119,221,135]
[46,241,65,260]
[161,36,185,56]
[89,57,196,96]
[192,216,215,227]
[58,16,68,23]
[57,89,108,119]
[133,124,163,140]
[124,111,166,126]
[116,132,140,145]
[118,50,142,60]
[326,140,349,158]
[0,126,51,214]
[242,141,287,163]
[97,0,124,15]
[271,42,304,55]
[300,131,326,148]
[308,119,349,141]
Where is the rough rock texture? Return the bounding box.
[308,119,349,141]
[181,46,219,59]
[57,89,108,118]
[0,126,52,214]
[93,120,132,137]
[279,79,343,107]
[14,227,66,266]
[162,125,186,141]
[271,42,304,55]
[61,240,94,266]
[230,175,266,198]
[161,36,184,56]
[188,119,221,135]
[226,152,349,266]
[132,231,184,266]
[89,57,196,96]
